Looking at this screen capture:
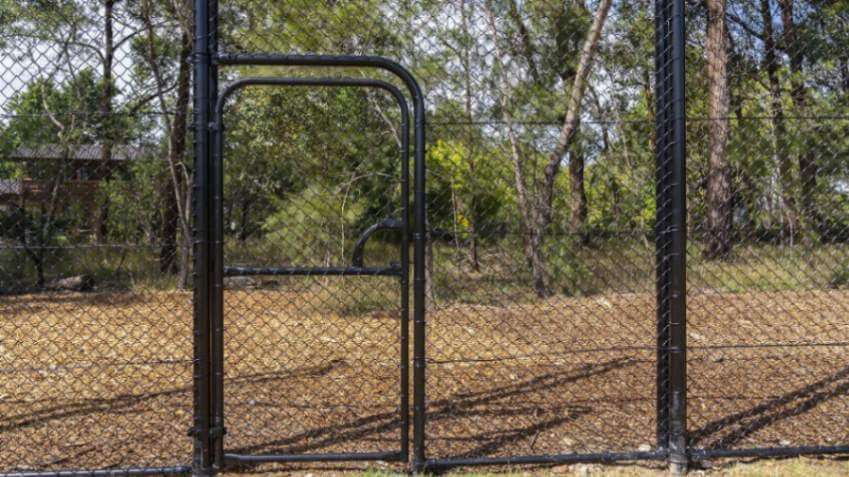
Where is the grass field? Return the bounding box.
[1,280,848,474]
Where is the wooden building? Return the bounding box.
[0,144,144,205]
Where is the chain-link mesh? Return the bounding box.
[0,1,193,473]
[216,0,662,464]
[2,0,848,474]
[217,85,407,458]
[685,0,849,454]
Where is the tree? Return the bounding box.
[135,0,194,286]
[485,0,613,296]
[703,0,733,259]
[779,0,816,234]
[3,1,160,242]
[759,0,798,244]
[0,75,102,287]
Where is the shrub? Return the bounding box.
[829,264,849,289]
[547,240,595,297]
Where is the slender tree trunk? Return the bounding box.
[760,0,797,243]
[507,0,540,84]
[172,31,193,287]
[161,185,179,273]
[539,0,612,232]
[238,196,253,241]
[841,57,849,95]
[703,0,733,259]
[780,0,817,234]
[142,0,193,287]
[483,0,544,295]
[485,0,611,297]
[96,0,115,242]
[460,0,480,271]
[569,142,588,239]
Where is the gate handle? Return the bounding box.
[351,218,404,267]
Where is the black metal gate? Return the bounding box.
[190,30,429,471]
[209,76,416,467]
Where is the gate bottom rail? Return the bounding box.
[224,451,405,466]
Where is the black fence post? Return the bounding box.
[191,0,213,475]
[667,0,688,472]
[655,0,688,473]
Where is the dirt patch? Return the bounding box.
[1,286,848,472]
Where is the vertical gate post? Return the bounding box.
[412,73,428,475]
[191,0,214,475]
[207,0,226,471]
[655,0,688,473]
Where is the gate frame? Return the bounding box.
[211,77,413,469]
[193,52,429,474]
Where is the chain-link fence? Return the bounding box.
[685,0,849,459]
[0,1,194,474]
[1,0,847,475]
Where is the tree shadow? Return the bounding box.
[0,362,338,434]
[225,357,636,473]
[690,363,849,450]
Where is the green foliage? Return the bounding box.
[830,264,849,290]
[263,183,367,265]
[100,155,163,243]
[426,138,509,236]
[546,240,594,297]
[2,0,849,297]
[0,205,68,286]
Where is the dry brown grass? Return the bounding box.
[1,284,848,473]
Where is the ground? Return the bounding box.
[1,285,848,473]
[216,457,849,475]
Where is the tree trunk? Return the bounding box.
[142,0,193,287]
[483,0,544,295]
[761,0,798,243]
[539,0,612,232]
[841,57,849,94]
[569,142,588,238]
[96,0,115,242]
[460,0,480,272]
[172,31,193,287]
[780,0,817,234]
[238,196,252,241]
[507,0,540,84]
[485,0,611,297]
[703,0,733,259]
[160,179,179,273]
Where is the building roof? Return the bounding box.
[7,144,147,162]
[0,179,21,195]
